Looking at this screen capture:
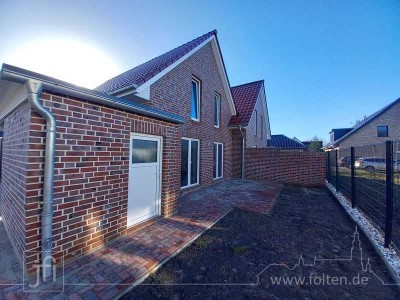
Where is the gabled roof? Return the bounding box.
[333,97,400,146]
[96,30,217,94]
[229,80,264,126]
[95,30,236,115]
[267,134,307,149]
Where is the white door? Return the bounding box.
[127,134,162,227]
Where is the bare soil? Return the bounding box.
[122,186,400,299]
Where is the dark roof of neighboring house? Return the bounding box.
[229,80,264,126]
[95,30,217,94]
[332,97,400,146]
[329,128,352,135]
[267,134,307,149]
[0,64,184,124]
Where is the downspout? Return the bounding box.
[25,80,56,281]
[239,126,245,179]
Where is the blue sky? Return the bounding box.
[1,0,399,142]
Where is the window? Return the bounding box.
[132,139,158,164]
[377,125,388,137]
[254,110,258,136]
[214,93,221,128]
[181,138,199,188]
[213,143,223,179]
[191,77,201,121]
[260,115,264,139]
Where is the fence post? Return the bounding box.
[385,140,394,248]
[351,147,356,208]
[335,149,339,192]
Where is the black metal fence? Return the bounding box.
[326,141,400,249]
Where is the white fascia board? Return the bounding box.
[259,84,271,139]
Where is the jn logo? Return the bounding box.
[29,256,57,288]
[23,251,64,293]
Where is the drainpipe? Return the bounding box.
[25,80,56,281]
[239,126,245,179]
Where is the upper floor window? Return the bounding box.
[191,77,201,121]
[260,115,264,139]
[214,93,221,128]
[254,110,258,136]
[377,125,388,137]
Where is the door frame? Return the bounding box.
[127,132,163,227]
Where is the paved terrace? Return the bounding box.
[0,179,282,299]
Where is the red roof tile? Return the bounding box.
[95,30,217,94]
[229,80,264,126]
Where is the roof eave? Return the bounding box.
[0,64,184,124]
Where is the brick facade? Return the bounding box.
[0,102,31,263]
[1,92,181,273]
[244,148,326,187]
[149,42,233,189]
[338,101,400,149]
[231,128,244,178]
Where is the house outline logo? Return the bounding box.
[255,225,395,286]
[135,225,398,287]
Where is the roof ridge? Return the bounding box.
[231,79,264,89]
[333,96,400,145]
[96,30,217,93]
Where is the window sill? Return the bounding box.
[180,183,199,190]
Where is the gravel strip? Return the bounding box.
[326,180,400,283]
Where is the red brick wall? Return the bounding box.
[23,92,181,272]
[149,42,233,189]
[0,102,31,263]
[244,148,326,187]
[231,128,244,178]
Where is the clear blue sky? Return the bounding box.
[1,0,399,142]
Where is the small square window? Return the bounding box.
[377,125,388,137]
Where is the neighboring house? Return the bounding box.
[229,80,271,148]
[0,30,271,274]
[328,128,352,144]
[267,134,308,151]
[328,97,400,149]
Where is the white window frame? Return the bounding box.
[214,93,221,128]
[213,142,224,179]
[181,137,200,189]
[191,77,201,122]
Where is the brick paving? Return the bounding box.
[0,179,282,299]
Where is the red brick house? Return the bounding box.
[0,30,271,275]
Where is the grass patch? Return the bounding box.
[232,245,249,255]
[194,238,211,248]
